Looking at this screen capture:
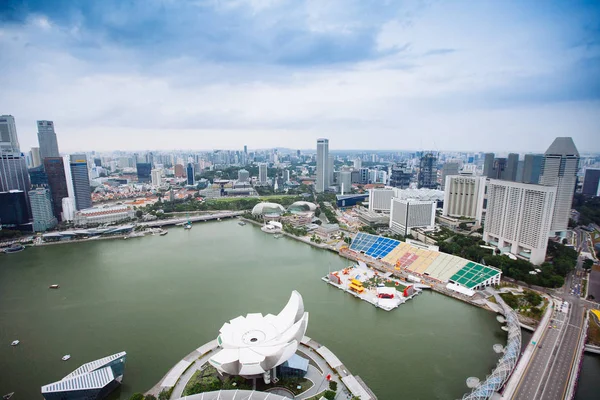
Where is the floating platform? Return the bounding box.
[322,264,421,311]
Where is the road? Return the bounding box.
[512,255,587,400]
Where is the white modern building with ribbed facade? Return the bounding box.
[368,188,394,212]
[483,180,556,265]
[539,137,579,236]
[389,198,436,236]
[442,175,486,224]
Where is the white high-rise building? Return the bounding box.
[353,158,362,170]
[37,120,60,160]
[31,147,41,167]
[339,170,352,194]
[389,198,436,236]
[368,188,394,212]
[0,115,19,153]
[442,175,486,224]
[484,180,556,265]
[316,138,329,192]
[539,137,579,236]
[258,163,268,183]
[151,168,162,186]
[283,170,290,183]
[61,197,76,221]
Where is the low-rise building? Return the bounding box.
[354,206,389,227]
[315,223,340,239]
[74,205,134,226]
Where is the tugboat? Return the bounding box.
[3,244,24,254]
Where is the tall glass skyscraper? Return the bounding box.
[29,187,57,232]
[316,138,329,193]
[70,154,92,210]
[37,120,60,160]
[187,163,195,185]
[44,157,69,220]
[0,115,19,153]
[136,162,152,183]
[539,137,579,235]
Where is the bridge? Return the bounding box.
[139,211,245,228]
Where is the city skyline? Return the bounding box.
[0,1,598,153]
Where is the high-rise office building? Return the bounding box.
[328,155,335,186]
[484,180,556,265]
[440,162,460,190]
[151,169,162,186]
[94,158,102,167]
[582,168,600,196]
[44,157,69,221]
[70,154,92,210]
[442,175,486,224]
[37,120,60,160]
[482,153,495,177]
[136,163,152,183]
[389,198,436,236]
[174,164,185,178]
[29,165,48,187]
[283,170,290,183]
[186,163,195,185]
[29,187,58,232]
[389,163,411,189]
[505,153,519,181]
[359,167,369,184]
[238,169,250,183]
[0,190,30,229]
[368,188,394,212]
[521,154,543,184]
[353,158,362,170]
[491,158,507,179]
[0,115,19,153]
[316,138,329,193]
[31,147,41,167]
[0,153,31,194]
[539,137,579,235]
[417,153,437,189]
[61,197,76,221]
[339,170,352,194]
[258,163,268,183]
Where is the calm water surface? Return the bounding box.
[1,220,510,399]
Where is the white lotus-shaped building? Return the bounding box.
[209,291,309,383]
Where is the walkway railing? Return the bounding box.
[461,294,522,400]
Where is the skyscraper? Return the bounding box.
[136,163,152,183]
[70,154,92,210]
[505,153,519,181]
[440,162,460,190]
[389,163,412,189]
[151,169,162,186]
[442,175,486,224]
[29,187,57,232]
[582,168,600,196]
[29,165,48,187]
[0,190,30,229]
[258,163,268,183]
[44,157,69,220]
[482,153,495,177]
[0,115,19,153]
[186,163,195,185]
[521,154,544,184]
[484,180,556,265]
[316,138,329,193]
[37,120,60,160]
[417,153,437,189]
[0,153,31,195]
[31,147,41,167]
[539,137,579,235]
[328,155,335,186]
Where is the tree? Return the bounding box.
[583,259,594,271]
[145,396,157,400]
[129,394,145,400]
[459,222,469,230]
[136,210,143,218]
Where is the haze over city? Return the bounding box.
[1,0,599,152]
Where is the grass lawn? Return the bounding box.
[183,366,252,396]
[256,377,313,395]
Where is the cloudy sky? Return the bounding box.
[1,0,598,153]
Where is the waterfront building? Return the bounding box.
[0,115,19,153]
[482,153,495,177]
[251,202,285,218]
[368,188,394,212]
[74,205,135,226]
[187,162,195,185]
[440,162,460,190]
[539,137,579,236]
[44,157,69,220]
[208,291,308,384]
[316,223,340,239]
[287,201,317,214]
[316,138,329,192]
[70,154,92,210]
[29,187,57,232]
[484,180,556,265]
[0,190,31,229]
[582,168,600,196]
[61,197,75,221]
[417,153,437,189]
[258,163,268,184]
[389,198,436,236]
[136,162,152,183]
[521,154,544,184]
[442,175,486,224]
[151,168,162,186]
[41,352,126,400]
[30,147,41,167]
[238,169,250,183]
[0,153,31,199]
[389,163,411,189]
[37,120,60,160]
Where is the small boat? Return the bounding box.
[3,392,14,400]
[10,340,19,346]
[184,223,192,230]
[49,284,60,289]
[62,355,71,361]
[160,230,168,236]
[273,234,283,239]
[238,221,246,226]
[3,244,24,254]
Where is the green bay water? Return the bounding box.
[1,220,507,399]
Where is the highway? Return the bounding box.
[512,254,587,400]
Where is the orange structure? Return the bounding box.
[349,279,365,294]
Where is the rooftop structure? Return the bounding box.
[209,291,309,384]
[41,352,126,400]
[287,201,317,213]
[251,202,285,216]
